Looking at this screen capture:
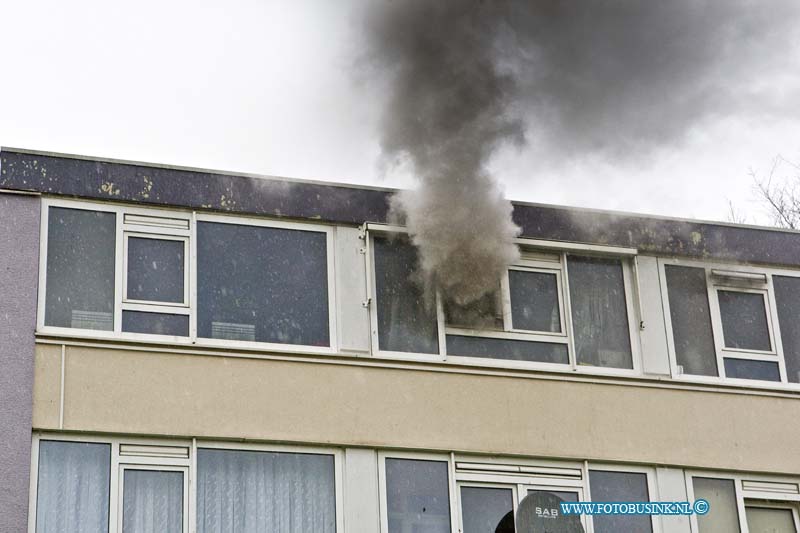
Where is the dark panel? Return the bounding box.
[6,149,800,266]
[122,311,189,337]
[723,358,781,382]
[446,335,569,364]
[0,150,390,226]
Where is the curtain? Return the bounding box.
[122,470,183,533]
[197,448,336,533]
[35,440,110,533]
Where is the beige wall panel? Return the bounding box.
[48,344,800,475]
[31,344,61,429]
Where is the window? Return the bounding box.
[664,265,717,376]
[568,256,633,369]
[31,435,341,533]
[588,470,652,533]
[689,473,800,533]
[196,448,337,533]
[120,468,184,533]
[44,207,116,331]
[39,201,335,350]
[662,260,800,385]
[371,233,637,372]
[383,458,452,533]
[197,221,330,347]
[35,440,111,533]
[746,505,799,533]
[372,235,440,354]
[692,477,741,532]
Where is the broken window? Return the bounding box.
[372,236,439,354]
[568,256,633,369]
[45,207,116,331]
[197,221,330,346]
[664,265,718,376]
[385,458,451,533]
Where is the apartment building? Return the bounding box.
[2,147,800,533]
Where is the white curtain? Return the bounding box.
[35,440,110,533]
[197,448,336,533]
[122,470,183,533]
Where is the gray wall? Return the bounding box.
[0,193,40,532]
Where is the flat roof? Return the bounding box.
[3,147,800,267]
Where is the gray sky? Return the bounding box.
[2,0,799,224]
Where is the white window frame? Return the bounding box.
[366,225,642,377]
[658,257,800,389]
[116,463,190,533]
[28,432,345,533]
[28,432,193,533]
[37,198,339,354]
[377,451,460,533]
[586,462,660,533]
[122,232,191,308]
[685,470,800,533]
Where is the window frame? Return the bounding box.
[116,463,189,533]
[366,226,643,377]
[685,470,800,533]
[37,198,339,354]
[659,257,797,388]
[377,451,460,533]
[28,432,345,533]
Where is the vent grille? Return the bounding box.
[124,214,190,230]
[456,462,582,479]
[119,444,189,459]
[742,480,800,495]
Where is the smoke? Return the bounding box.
[363,0,800,308]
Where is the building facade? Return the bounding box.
[2,148,800,532]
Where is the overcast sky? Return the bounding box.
[2,0,799,224]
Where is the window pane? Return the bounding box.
[197,222,330,346]
[45,207,116,331]
[589,470,652,533]
[460,486,514,533]
[446,335,568,364]
[772,276,800,382]
[126,237,185,304]
[36,440,110,533]
[122,311,189,337]
[724,358,781,382]
[664,265,718,376]
[718,290,771,351]
[693,477,740,533]
[509,270,561,332]
[386,458,451,533]
[373,236,439,354]
[123,470,183,533]
[197,448,336,533]
[746,507,797,533]
[568,256,632,368]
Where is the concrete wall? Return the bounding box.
[33,343,800,475]
[0,193,40,532]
